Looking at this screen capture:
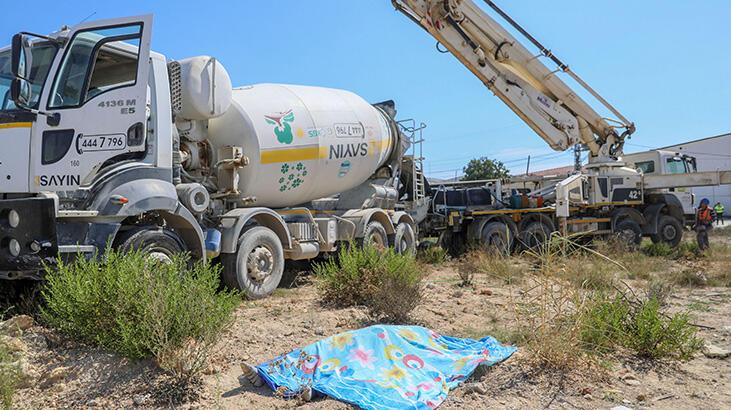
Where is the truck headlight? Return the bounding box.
[8,209,19,228]
[8,238,20,257]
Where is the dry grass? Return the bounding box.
[561,256,616,290]
[456,251,524,286]
[417,245,450,266]
[0,316,23,410]
[514,274,591,370]
[484,234,705,371]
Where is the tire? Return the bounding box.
[222,226,284,299]
[438,230,466,257]
[614,219,643,248]
[481,221,513,255]
[114,226,186,263]
[359,221,389,249]
[650,215,683,247]
[520,221,552,251]
[394,222,416,255]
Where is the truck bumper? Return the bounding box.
[0,197,58,279]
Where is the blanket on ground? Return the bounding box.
[256,325,516,409]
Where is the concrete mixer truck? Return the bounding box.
[0,15,428,298]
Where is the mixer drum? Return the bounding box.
[207,84,397,208]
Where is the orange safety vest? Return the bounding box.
[698,208,713,225]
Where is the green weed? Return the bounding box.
[315,245,423,323]
[41,249,240,382]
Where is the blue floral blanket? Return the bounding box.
[256,325,517,409]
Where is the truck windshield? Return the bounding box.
[0,41,58,111]
[665,157,689,174]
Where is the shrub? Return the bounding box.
[315,245,423,323]
[642,242,673,257]
[579,295,703,360]
[41,250,240,382]
[579,295,629,354]
[0,334,22,410]
[674,242,701,259]
[417,245,449,265]
[623,298,703,360]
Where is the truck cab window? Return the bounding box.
[635,161,655,174]
[49,24,141,109]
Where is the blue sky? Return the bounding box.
[2,1,730,177]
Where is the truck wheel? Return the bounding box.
[614,219,643,248]
[114,226,186,263]
[394,222,416,255]
[438,230,466,257]
[360,221,389,249]
[222,226,284,299]
[481,221,513,255]
[520,221,552,251]
[651,215,683,247]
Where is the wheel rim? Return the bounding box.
[368,232,387,249]
[618,229,636,244]
[148,250,173,264]
[662,224,677,241]
[400,237,408,252]
[247,245,274,283]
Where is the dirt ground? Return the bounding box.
[7,230,731,409]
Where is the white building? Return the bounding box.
[658,133,731,208]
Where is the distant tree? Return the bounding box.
[462,157,510,181]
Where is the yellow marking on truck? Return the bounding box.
[277,209,311,215]
[260,139,390,164]
[0,122,32,129]
[260,146,326,164]
[368,139,391,153]
[585,201,643,208]
[470,207,554,216]
[567,218,611,225]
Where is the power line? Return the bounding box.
[428,151,572,175]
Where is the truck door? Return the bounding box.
[29,15,152,191]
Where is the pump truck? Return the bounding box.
[393,0,731,252]
[0,15,429,298]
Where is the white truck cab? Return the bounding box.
[623,150,697,223]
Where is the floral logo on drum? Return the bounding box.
[278,162,307,192]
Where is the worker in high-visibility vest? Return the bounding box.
[714,201,725,225]
[695,198,714,250]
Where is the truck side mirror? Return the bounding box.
[10,78,31,107]
[10,33,34,109]
[10,33,22,77]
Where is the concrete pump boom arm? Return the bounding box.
[392,0,635,160]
